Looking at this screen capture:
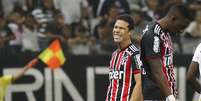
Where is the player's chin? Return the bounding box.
[113,39,121,43]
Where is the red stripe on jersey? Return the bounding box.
[111,51,124,101]
[121,56,132,101]
[111,52,118,69]
[106,52,118,101]
[161,33,177,96]
[133,69,140,74]
[161,39,170,91]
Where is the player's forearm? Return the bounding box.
[148,59,172,97]
[152,71,171,96]
[130,82,142,101]
[187,78,201,93]
[187,62,201,94]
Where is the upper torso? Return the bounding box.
[106,44,141,101]
[140,22,176,96]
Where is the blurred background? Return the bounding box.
[0,0,201,101]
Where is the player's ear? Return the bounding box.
[172,16,177,21]
[171,12,180,21]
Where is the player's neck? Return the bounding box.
[158,18,169,31]
[118,40,132,50]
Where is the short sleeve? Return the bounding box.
[192,43,201,63]
[131,52,142,74]
[141,30,161,59]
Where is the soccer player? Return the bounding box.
[105,14,143,101]
[140,4,191,101]
[187,43,201,101]
[0,58,38,101]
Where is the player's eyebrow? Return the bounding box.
[114,25,127,30]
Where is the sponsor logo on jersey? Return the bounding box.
[109,70,124,79]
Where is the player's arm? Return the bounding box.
[130,53,143,101]
[147,58,172,97]
[130,73,143,101]
[142,32,172,98]
[12,58,38,83]
[187,61,201,93]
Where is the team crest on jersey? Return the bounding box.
[121,55,128,65]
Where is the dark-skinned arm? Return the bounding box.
[147,58,172,97]
[187,61,201,93]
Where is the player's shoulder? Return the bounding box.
[142,22,162,36]
[112,49,118,55]
[126,44,139,56]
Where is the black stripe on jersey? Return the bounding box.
[130,45,138,52]
[113,52,120,70]
[116,52,126,101]
[128,44,139,56]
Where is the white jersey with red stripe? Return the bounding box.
[105,44,141,101]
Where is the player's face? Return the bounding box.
[113,20,130,43]
[170,15,190,33]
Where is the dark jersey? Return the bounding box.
[105,44,141,101]
[140,22,177,99]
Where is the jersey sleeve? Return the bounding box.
[192,43,201,63]
[131,52,142,74]
[141,29,161,59]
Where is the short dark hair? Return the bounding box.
[115,14,134,31]
[167,4,192,20]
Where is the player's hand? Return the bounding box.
[25,58,38,68]
[166,95,176,101]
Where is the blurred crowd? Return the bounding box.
[0,0,201,56]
